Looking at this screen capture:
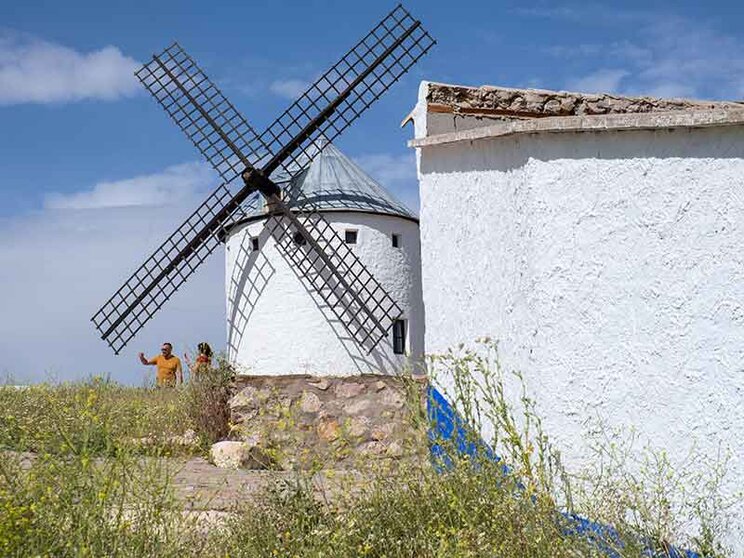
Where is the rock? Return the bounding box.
[359,441,386,456]
[380,390,405,409]
[347,416,370,438]
[229,386,259,409]
[317,418,340,442]
[300,391,322,413]
[264,396,293,417]
[509,96,526,111]
[209,439,273,470]
[210,441,247,469]
[386,441,404,458]
[308,378,330,391]
[559,96,577,114]
[585,100,608,114]
[232,408,258,423]
[523,91,544,111]
[334,382,365,398]
[543,98,561,114]
[370,423,394,441]
[345,399,372,415]
[226,374,428,470]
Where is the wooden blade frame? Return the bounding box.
[92,4,435,354]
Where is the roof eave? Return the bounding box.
[224,207,419,236]
[408,108,744,149]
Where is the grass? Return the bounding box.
[0,377,193,457]
[0,358,236,457]
[0,347,737,557]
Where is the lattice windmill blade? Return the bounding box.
[268,203,403,352]
[135,43,273,185]
[94,42,273,353]
[258,4,435,183]
[92,186,259,354]
[92,4,434,353]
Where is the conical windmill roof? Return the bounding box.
[236,143,417,224]
[284,143,416,220]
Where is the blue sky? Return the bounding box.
[1,0,742,383]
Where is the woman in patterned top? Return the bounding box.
[185,342,213,378]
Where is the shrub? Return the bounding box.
[0,451,195,558]
[182,357,235,448]
[0,380,200,558]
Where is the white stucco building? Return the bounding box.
[408,81,744,547]
[224,143,424,377]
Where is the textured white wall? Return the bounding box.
[225,211,424,376]
[417,126,744,547]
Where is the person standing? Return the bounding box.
[184,342,213,378]
[139,342,183,387]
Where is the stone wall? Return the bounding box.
[426,82,744,119]
[227,374,428,470]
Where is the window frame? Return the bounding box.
[392,233,401,248]
[392,319,407,355]
[344,229,358,245]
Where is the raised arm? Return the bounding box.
[138,352,155,365]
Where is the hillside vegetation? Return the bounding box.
[0,351,736,557]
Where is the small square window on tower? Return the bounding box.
[392,233,401,248]
[345,229,358,244]
[251,237,259,251]
[392,319,407,355]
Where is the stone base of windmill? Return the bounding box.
[211,374,428,471]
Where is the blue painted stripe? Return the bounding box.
[425,386,701,558]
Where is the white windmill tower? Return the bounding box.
[91,6,434,381]
[224,142,424,376]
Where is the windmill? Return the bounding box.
[91,4,435,358]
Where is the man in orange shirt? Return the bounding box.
[139,342,183,387]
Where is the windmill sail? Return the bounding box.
[135,43,272,185]
[258,4,435,180]
[92,4,434,354]
[91,185,253,354]
[270,206,401,350]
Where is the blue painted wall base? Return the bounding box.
[426,386,701,558]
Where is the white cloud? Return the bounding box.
[269,78,309,100]
[627,17,744,99]
[538,7,744,100]
[0,151,420,383]
[567,69,629,94]
[0,32,140,105]
[0,165,226,384]
[353,152,419,214]
[514,4,652,25]
[44,162,215,210]
[354,152,416,185]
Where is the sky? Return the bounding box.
[1,0,743,384]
